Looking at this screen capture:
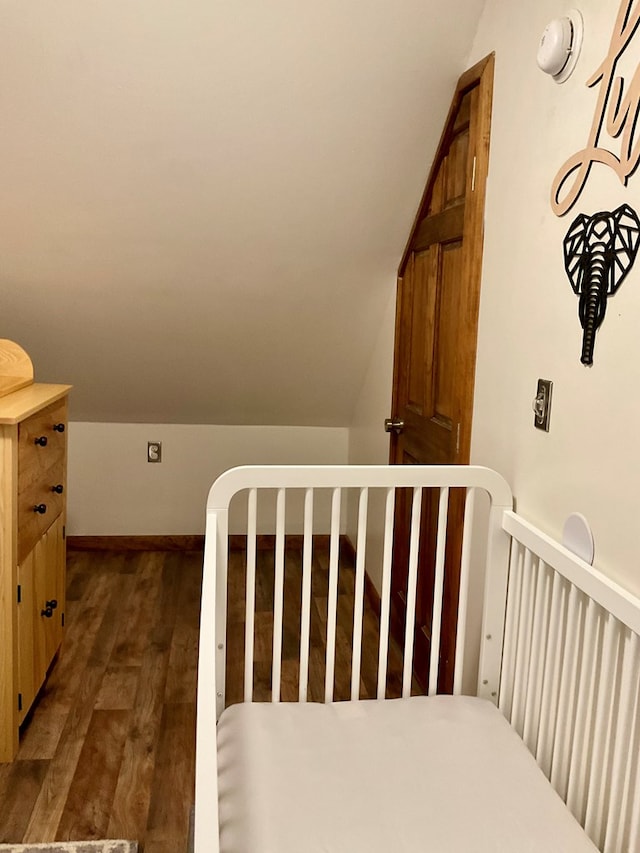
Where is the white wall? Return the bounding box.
[1,0,486,431]
[67,423,348,535]
[348,288,396,467]
[347,289,396,589]
[469,0,640,595]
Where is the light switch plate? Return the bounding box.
[533,379,553,431]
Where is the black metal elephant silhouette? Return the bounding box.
[563,204,640,365]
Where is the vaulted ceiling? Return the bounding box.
[1,0,485,425]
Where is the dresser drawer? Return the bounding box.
[17,399,67,563]
[17,457,65,563]
[18,399,67,491]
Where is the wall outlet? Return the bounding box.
[147,441,162,463]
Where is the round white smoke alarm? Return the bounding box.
[537,9,584,83]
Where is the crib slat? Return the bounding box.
[351,488,368,701]
[498,542,524,718]
[377,488,395,700]
[428,487,449,697]
[453,488,475,695]
[623,660,640,853]
[584,613,620,845]
[523,560,552,753]
[402,487,422,698]
[324,487,342,703]
[550,584,583,799]
[603,631,640,853]
[536,571,568,777]
[271,489,286,703]
[510,549,536,737]
[610,633,640,853]
[298,488,314,702]
[626,688,640,853]
[244,489,258,702]
[566,598,600,820]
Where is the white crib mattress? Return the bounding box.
[215,694,597,853]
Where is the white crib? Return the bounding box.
[194,465,640,852]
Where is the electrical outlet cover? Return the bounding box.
[147,441,162,462]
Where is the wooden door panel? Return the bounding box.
[407,249,437,415]
[428,167,445,217]
[444,132,469,207]
[433,240,463,423]
[400,409,452,463]
[452,90,472,135]
[427,91,471,217]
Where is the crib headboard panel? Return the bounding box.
[498,510,640,853]
[198,464,513,722]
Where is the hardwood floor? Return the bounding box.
[0,540,409,850]
[224,539,410,705]
[0,549,201,852]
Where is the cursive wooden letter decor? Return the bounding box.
[551,0,640,216]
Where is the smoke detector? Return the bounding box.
[537,9,583,83]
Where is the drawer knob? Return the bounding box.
[34,436,48,447]
[51,484,64,494]
[41,606,53,618]
[33,503,47,514]
[46,599,58,609]
[53,423,65,433]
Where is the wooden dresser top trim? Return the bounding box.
[0,384,72,425]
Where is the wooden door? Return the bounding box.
[389,55,494,693]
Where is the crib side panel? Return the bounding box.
[498,510,640,853]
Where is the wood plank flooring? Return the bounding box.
[0,540,409,850]
[224,540,410,705]
[0,549,201,852]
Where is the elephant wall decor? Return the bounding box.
[563,204,640,365]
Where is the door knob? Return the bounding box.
[384,417,405,435]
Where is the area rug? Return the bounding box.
[0,842,137,853]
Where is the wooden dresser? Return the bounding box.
[0,340,71,762]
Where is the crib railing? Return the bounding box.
[499,510,640,853]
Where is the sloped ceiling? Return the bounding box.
[0,0,485,425]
